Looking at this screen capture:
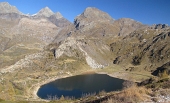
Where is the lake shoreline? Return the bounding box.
[30,69,143,101]
[30,71,96,100]
[30,75,73,101]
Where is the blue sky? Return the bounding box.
[0,0,170,25]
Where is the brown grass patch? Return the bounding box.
[105,85,151,103]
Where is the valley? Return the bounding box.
[0,2,169,103]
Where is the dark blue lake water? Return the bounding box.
[37,73,124,99]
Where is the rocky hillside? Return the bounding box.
[0,2,72,69]
[48,7,170,74]
[49,7,147,69]
[48,7,170,78]
[111,24,170,74]
[113,18,144,36]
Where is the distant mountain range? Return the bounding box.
[0,2,169,101]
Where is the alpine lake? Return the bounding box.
[37,73,124,99]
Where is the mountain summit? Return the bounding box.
[82,7,114,21]
[54,12,63,19]
[0,2,72,28]
[36,7,54,17]
[74,7,114,29]
[0,2,22,14]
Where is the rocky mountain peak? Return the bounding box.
[54,12,63,19]
[36,6,54,17]
[82,7,114,21]
[0,2,22,14]
[74,7,114,29]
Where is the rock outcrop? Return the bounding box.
[153,24,169,29]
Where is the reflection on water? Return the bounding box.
[37,74,124,99]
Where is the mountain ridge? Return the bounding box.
[0,2,22,14]
[0,2,60,17]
